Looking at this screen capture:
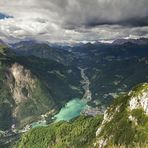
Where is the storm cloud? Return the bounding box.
[48,0,148,28]
[0,0,148,43]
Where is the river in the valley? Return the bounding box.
[79,67,92,102]
[53,67,92,122]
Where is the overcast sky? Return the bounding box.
[0,0,148,43]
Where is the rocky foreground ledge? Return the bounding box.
[96,83,148,147]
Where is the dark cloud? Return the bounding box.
[84,17,148,28]
[44,0,148,28]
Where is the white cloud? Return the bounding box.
[0,0,148,43]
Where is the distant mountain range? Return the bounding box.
[2,37,148,47]
[112,38,148,45]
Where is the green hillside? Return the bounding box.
[16,83,148,148]
[16,116,103,148]
[0,45,82,130]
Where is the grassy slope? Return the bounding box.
[16,116,103,148]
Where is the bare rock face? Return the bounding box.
[128,83,148,114]
[7,63,36,104]
[95,83,148,148]
[4,62,55,128]
[5,63,37,119]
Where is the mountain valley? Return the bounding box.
[0,39,148,147]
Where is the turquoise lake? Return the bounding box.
[54,99,87,122]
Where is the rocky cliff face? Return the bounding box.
[4,62,56,129]
[128,83,148,114]
[96,83,148,147]
[7,63,36,104]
